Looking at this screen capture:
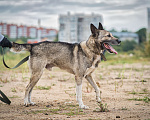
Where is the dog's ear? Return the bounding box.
[90,23,97,34]
[98,22,104,30]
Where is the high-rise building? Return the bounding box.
[0,21,58,42]
[59,12,103,43]
[18,25,27,38]
[147,8,150,41]
[0,22,7,35]
[27,26,37,38]
[7,24,18,38]
[37,27,47,38]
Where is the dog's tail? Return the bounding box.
[10,42,32,53]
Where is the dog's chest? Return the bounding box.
[92,55,101,68]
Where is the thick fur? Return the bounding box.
[10,23,120,108]
[10,42,31,52]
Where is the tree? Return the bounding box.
[109,28,117,32]
[54,34,58,42]
[113,40,137,52]
[122,40,137,51]
[136,28,146,43]
[121,29,128,32]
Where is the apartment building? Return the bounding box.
[27,26,37,38]
[7,24,18,38]
[0,22,7,35]
[59,12,103,43]
[18,25,27,38]
[0,22,58,41]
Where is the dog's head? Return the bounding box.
[88,22,121,54]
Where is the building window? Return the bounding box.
[70,17,76,22]
[78,18,83,22]
[60,24,65,31]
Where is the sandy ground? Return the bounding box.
[0,62,150,120]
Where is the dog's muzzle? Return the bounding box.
[116,39,121,44]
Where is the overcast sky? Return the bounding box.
[0,0,150,32]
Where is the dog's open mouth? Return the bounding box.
[103,43,118,54]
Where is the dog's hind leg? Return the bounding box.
[24,70,44,106]
[24,57,46,106]
[75,76,89,109]
[85,74,101,103]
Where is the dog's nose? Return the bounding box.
[117,39,121,44]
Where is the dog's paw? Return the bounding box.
[24,102,30,107]
[24,101,36,107]
[30,102,36,106]
[79,104,89,109]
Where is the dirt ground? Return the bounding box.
[0,62,150,120]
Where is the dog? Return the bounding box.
[10,22,121,109]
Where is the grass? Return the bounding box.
[0,51,29,71]
[61,110,85,116]
[49,108,60,114]
[25,102,86,116]
[51,83,56,86]
[104,52,150,65]
[143,88,148,93]
[128,96,150,103]
[140,80,147,82]
[60,104,85,116]
[0,77,9,83]
[99,75,102,80]
[64,90,76,97]
[26,108,61,115]
[121,107,128,110]
[9,95,20,98]
[35,86,51,90]
[11,88,17,92]
[93,102,109,112]
[129,90,137,95]
[28,110,49,114]
[129,88,149,95]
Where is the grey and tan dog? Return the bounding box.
[11,22,121,108]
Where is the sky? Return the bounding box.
[0,0,150,32]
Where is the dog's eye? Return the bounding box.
[107,34,111,37]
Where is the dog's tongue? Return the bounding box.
[104,43,118,54]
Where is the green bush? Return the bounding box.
[113,40,137,52]
[143,41,150,57]
[133,41,150,58]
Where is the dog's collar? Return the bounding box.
[100,52,107,61]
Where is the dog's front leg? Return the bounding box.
[84,66,95,78]
[84,55,100,78]
[85,74,101,103]
[75,76,89,109]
